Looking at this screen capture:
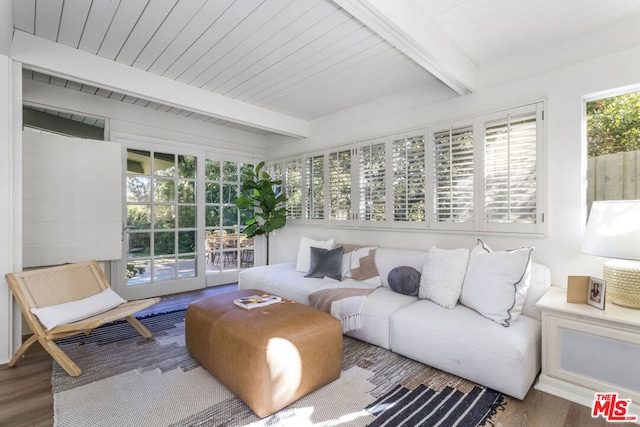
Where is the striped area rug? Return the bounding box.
[367,384,502,426]
[52,310,504,426]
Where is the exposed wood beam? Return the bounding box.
[333,0,476,95]
[11,31,311,138]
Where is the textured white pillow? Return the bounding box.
[459,240,534,326]
[31,288,126,330]
[295,237,335,272]
[419,247,470,309]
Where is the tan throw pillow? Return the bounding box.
[349,247,381,285]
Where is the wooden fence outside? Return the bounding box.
[587,150,640,208]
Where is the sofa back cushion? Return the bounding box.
[522,262,551,320]
[342,244,550,320]
[375,248,430,288]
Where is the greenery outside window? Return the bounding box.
[586,90,640,213]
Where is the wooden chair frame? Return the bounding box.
[5,260,160,377]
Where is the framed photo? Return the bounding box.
[587,277,606,309]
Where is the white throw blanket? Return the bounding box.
[308,278,380,333]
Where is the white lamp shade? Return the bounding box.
[582,200,640,260]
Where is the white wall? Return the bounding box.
[22,79,268,155]
[266,44,640,287]
[22,132,122,267]
[0,55,22,364]
[0,0,11,56]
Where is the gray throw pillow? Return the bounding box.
[388,266,421,296]
[305,246,344,281]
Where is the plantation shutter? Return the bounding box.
[484,109,538,224]
[393,134,426,222]
[305,154,325,220]
[329,149,352,220]
[359,141,386,221]
[433,125,474,225]
[285,159,302,219]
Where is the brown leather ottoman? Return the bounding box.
[185,289,343,418]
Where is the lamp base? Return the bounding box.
[603,260,640,309]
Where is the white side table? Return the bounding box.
[535,286,640,420]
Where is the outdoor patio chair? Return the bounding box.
[5,260,160,377]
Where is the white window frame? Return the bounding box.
[479,102,546,234]
[430,119,476,232]
[390,130,428,229]
[356,137,389,227]
[304,151,327,226]
[269,101,547,236]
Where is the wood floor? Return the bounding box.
[0,285,630,427]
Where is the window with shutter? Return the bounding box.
[433,125,474,226]
[269,101,545,235]
[329,149,352,220]
[305,154,325,220]
[393,134,426,223]
[359,141,386,221]
[484,110,538,225]
[285,159,303,220]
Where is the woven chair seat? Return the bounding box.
[5,260,160,376]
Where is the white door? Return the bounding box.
[114,140,259,299]
[116,144,204,300]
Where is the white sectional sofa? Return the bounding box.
[238,244,551,400]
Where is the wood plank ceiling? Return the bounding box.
[13,0,440,131]
[12,0,640,136]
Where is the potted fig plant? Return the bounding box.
[235,162,288,265]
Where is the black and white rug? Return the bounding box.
[52,310,504,426]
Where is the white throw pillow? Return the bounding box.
[31,288,127,330]
[295,237,335,272]
[419,247,469,309]
[459,240,534,326]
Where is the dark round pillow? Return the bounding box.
[388,266,421,296]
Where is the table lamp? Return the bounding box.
[581,200,640,308]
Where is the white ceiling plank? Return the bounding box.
[115,0,179,65]
[64,79,82,91]
[34,0,63,41]
[162,0,266,80]
[97,0,149,60]
[289,55,432,117]
[215,4,353,95]
[263,45,400,111]
[199,2,336,93]
[245,33,383,107]
[252,35,387,107]
[95,88,113,98]
[146,0,236,75]
[12,30,310,137]
[131,0,207,69]
[333,0,476,95]
[203,1,343,93]
[177,0,303,86]
[12,0,35,34]
[57,0,92,48]
[77,0,121,54]
[228,16,368,100]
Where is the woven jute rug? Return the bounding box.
[52,310,504,426]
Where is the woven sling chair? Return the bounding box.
[5,260,160,377]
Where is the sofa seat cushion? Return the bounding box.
[239,263,324,305]
[390,299,541,399]
[347,287,417,350]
